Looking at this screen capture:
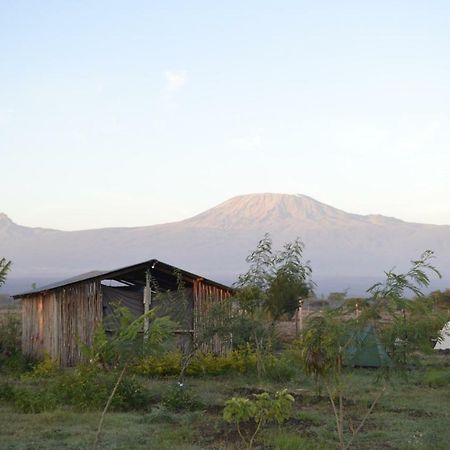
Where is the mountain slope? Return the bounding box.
[2,194,450,294]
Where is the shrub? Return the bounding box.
[132,348,301,379]
[5,368,156,414]
[0,314,27,372]
[264,354,298,382]
[14,388,58,413]
[133,349,259,377]
[0,380,58,414]
[223,389,295,449]
[423,368,450,388]
[25,354,60,379]
[133,351,183,376]
[162,383,203,411]
[187,349,257,376]
[53,368,154,411]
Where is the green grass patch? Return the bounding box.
[0,353,450,449]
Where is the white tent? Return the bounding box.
[435,322,450,350]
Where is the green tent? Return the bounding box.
[345,324,392,368]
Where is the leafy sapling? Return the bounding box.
[223,389,294,450]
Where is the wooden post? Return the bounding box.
[143,269,151,337]
[299,301,303,331]
[296,299,304,336]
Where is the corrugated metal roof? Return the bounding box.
[13,258,232,298]
[19,270,108,295]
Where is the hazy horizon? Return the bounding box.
[2,192,450,232]
[2,193,450,297]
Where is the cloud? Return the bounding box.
[231,131,264,152]
[164,70,187,93]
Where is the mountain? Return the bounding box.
[2,194,450,295]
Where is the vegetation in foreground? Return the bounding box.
[1,240,450,449]
[1,355,450,449]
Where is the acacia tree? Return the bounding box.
[298,250,444,450]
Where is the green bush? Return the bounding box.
[132,348,300,379]
[133,351,183,376]
[223,389,295,449]
[0,381,58,414]
[24,354,60,379]
[264,354,298,382]
[133,349,259,377]
[187,349,257,376]
[14,388,58,413]
[53,368,154,411]
[0,314,28,372]
[423,368,450,388]
[162,383,203,411]
[4,367,156,413]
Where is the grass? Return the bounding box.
[1,355,450,449]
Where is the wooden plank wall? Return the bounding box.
[21,278,231,365]
[21,280,103,366]
[192,280,231,355]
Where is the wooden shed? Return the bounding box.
[14,259,232,366]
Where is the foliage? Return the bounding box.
[202,299,273,350]
[81,306,177,369]
[162,383,203,411]
[297,313,347,381]
[0,258,11,287]
[297,250,442,450]
[0,313,27,371]
[223,389,295,449]
[25,353,60,378]
[54,368,154,412]
[152,270,192,333]
[263,353,299,382]
[367,250,441,301]
[365,251,445,369]
[187,348,257,376]
[215,234,314,380]
[132,348,297,380]
[2,357,450,448]
[235,233,313,319]
[133,351,183,376]
[83,304,176,450]
[13,387,58,413]
[1,366,155,413]
[423,368,450,388]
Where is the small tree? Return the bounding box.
[297,250,443,450]
[236,234,313,319]
[223,389,294,450]
[90,306,176,450]
[230,234,313,378]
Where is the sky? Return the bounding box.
[1,0,450,230]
